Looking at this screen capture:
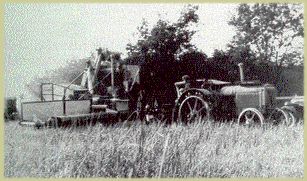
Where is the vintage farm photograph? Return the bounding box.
[4,3,304,178]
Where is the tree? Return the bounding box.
[178,49,208,79]
[229,4,303,66]
[126,4,200,64]
[228,3,303,93]
[212,49,228,62]
[126,5,204,107]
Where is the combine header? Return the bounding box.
[19,48,138,127]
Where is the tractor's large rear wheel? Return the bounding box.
[178,95,210,123]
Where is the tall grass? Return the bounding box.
[4,120,303,178]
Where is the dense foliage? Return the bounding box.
[126,5,202,64]
[228,3,304,66]
[28,4,304,98]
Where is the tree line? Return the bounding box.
[126,4,303,96]
[31,3,304,97]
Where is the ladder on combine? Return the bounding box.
[39,47,109,102]
[40,83,53,101]
[40,83,69,101]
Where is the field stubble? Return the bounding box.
[4,119,304,178]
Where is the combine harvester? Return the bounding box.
[19,48,139,127]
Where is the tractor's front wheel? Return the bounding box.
[238,108,264,126]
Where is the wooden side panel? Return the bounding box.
[65,100,91,115]
[22,101,64,121]
[115,100,129,111]
[22,100,91,121]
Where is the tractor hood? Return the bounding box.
[220,84,276,96]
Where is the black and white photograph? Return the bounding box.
[4,2,304,178]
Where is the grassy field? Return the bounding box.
[4,120,304,178]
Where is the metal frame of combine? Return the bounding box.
[19,48,131,127]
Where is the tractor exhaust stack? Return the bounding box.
[238,63,244,83]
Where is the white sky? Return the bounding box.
[4,3,237,98]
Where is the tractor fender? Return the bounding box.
[281,105,297,114]
[176,88,214,106]
[281,104,304,120]
[172,88,213,123]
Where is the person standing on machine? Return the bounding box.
[126,71,140,114]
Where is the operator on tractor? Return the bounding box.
[174,75,191,97]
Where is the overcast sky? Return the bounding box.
[4,3,237,99]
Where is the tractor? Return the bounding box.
[171,63,300,126]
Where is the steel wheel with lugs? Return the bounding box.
[178,95,210,123]
[238,108,264,126]
[269,108,295,126]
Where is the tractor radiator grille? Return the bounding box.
[263,85,277,109]
[235,91,262,114]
